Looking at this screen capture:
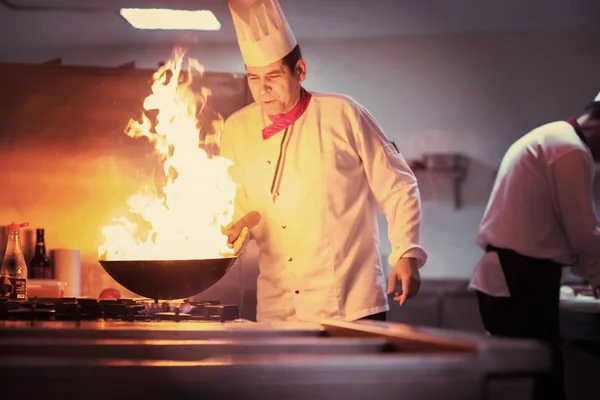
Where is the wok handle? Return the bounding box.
[225,211,261,243]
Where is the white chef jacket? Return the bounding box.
[470,120,600,297]
[219,91,427,322]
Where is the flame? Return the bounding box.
[98,48,236,261]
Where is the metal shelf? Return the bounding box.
[409,154,469,210]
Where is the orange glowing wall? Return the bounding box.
[0,61,252,299]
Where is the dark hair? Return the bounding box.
[584,101,600,120]
[281,44,302,74]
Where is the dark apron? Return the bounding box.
[478,245,564,400]
[483,244,563,339]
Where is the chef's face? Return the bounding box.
[246,58,307,115]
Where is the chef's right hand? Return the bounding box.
[222,224,249,255]
[220,212,261,256]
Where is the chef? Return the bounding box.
[469,91,600,400]
[219,0,427,323]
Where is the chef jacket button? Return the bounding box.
[288,257,293,262]
[267,160,271,164]
[282,224,286,229]
[294,290,300,294]
[275,191,280,197]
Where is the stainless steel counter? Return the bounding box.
[560,296,600,341]
[0,319,550,400]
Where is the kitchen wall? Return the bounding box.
[1,31,599,301]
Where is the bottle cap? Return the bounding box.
[8,222,29,233]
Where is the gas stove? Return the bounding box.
[0,296,240,323]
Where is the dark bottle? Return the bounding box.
[30,229,51,279]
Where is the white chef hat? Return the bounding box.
[229,0,297,67]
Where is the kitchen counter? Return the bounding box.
[0,319,322,338]
[559,291,600,400]
[0,318,549,400]
[560,291,600,342]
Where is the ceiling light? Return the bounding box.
[120,8,221,31]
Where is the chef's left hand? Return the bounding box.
[387,257,421,306]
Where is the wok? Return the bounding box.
[97,211,261,300]
[98,257,237,300]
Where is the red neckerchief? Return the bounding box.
[565,117,590,149]
[262,87,312,140]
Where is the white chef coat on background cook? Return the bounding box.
[470,121,600,297]
[219,92,427,322]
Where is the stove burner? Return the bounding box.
[0,296,240,323]
[154,311,193,322]
[190,303,240,322]
[9,308,56,321]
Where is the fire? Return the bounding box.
[98,48,236,261]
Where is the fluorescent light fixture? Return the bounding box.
[120,8,221,31]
